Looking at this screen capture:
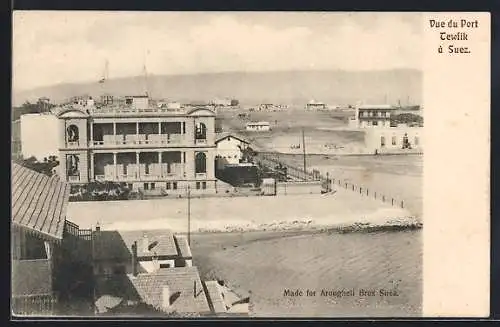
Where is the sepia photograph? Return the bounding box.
[11,11,428,318]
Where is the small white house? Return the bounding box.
[215,133,251,170]
[246,121,270,132]
[364,127,423,154]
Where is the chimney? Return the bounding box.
[161,286,170,311]
[142,233,149,253]
[131,241,138,277]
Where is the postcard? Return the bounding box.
[11,11,490,318]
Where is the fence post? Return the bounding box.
[366,188,369,196]
[382,195,385,202]
[374,192,376,199]
[391,198,394,205]
[359,187,362,194]
[345,183,348,189]
[352,184,355,191]
[401,200,404,208]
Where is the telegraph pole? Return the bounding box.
[187,185,191,246]
[302,128,307,174]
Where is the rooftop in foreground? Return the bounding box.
[11,162,70,241]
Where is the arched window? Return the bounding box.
[195,122,207,140]
[67,125,79,143]
[195,152,207,173]
[380,136,386,147]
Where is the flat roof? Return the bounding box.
[357,104,397,110]
[246,121,270,125]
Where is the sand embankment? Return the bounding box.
[67,186,420,234]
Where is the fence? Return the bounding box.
[12,296,57,316]
[256,154,317,182]
[256,152,406,210]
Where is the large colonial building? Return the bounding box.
[54,95,217,193]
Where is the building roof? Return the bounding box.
[215,132,250,144]
[11,163,70,241]
[12,259,53,297]
[204,281,227,314]
[93,229,179,261]
[175,236,192,258]
[246,121,270,126]
[357,104,397,110]
[127,267,211,314]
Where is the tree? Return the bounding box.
[12,97,55,121]
[239,145,256,163]
[391,113,423,127]
[17,155,59,176]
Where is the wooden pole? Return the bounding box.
[187,185,191,246]
[302,128,307,174]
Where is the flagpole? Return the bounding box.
[187,185,191,246]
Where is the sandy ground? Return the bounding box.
[192,229,422,317]
[67,185,414,233]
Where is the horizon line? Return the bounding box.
[13,67,423,93]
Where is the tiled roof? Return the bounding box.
[11,163,70,240]
[12,260,52,297]
[175,236,192,258]
[93,229,178,261]
[204,281,227,314]
[127,267,211,314]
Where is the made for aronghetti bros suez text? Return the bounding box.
[283,288,400,298]
[429,18,480,54]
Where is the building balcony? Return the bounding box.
[116,174,137,181]
[92,134,188,148]
[95,164,186,182]
[68,175,81,183]
[88,107,189,116]
[66,141,80,147]
[195,138,207,145]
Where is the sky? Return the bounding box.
[13,12,423,91]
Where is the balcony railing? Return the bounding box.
[68,175,80,182]
[89,107,189,116]
[92,134,187,147]
[195,138,207,145]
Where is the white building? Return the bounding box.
[210,98,232,107]
[215,133,250,170]
[20,113,60,160]
[246,121,270,132]
[305,100,327,111]
[364,126,423,154]
[354,104,398,128]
